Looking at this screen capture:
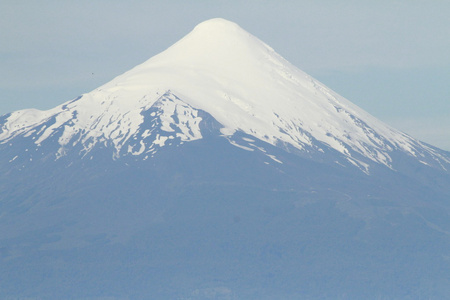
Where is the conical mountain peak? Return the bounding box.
[1,19,449,173]
[191,18,244,36]
[2,20,450,300]
[124,17,276,76]
[183,17,265,53]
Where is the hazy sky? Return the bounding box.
[1,1,449,150]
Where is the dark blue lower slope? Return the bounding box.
[1,129,450,299]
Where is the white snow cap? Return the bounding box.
[1,18,448,170]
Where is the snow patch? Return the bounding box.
[228,140,254,151]
[267,154,283,164]
[154,134,168,147]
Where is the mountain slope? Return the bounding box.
[1,18,450,299]
[1,18,449,175]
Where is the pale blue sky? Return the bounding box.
[1,1,449,150]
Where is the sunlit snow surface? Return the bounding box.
[0,18,448,172]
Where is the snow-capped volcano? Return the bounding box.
[2,19,450,299]
[1,18,449,173]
